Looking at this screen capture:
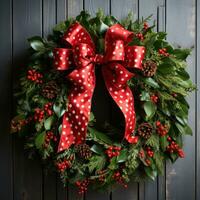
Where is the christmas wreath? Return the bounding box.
[11,11,195,194]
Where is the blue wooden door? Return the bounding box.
[0,0,199,199]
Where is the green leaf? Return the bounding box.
[144,101,156,119]
[44,116,54,130]
[160,135,169,151]
[157,63,175,75]
[144,167,157,181]
[98,20,109,34]
[28,36,45,51]
[53,103,65,118]
[88,127,113,145]
[89,112,95,122]
[35,132,45,149]
[140,91,150,101]
[53,21,67,32]
[184,125,193,135]
[117,149,128,163]
[108,157,118,170]
[143,78,160,88]
[90,144,104,155]
[146,134,160,150]
[173,48,191,60]
[87,155,106,173]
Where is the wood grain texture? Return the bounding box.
[111,0,138,20]
[0,0,199,199]
[166,0,196,200]
[43,0,56,37]
[0,0,13,199]
[196,1,200,199]
[84,0,110,15]
[12,0,43,199]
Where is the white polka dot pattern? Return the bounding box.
[53,22,146,152]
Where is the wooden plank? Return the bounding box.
[139,1,166,200]
[110,1,139,200]
[67,0,83,17]
[111,0,138,20]
[84,0,110,16]
[42,1,58,199]
[43,0,56,37]
[12,0,43,199]
[196,0,200,199]
[166,1,196,200]
[56,0,67,22]
[0,0,13,199]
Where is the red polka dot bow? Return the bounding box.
[53,22,145,152]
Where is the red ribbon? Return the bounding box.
[53,22,145,152]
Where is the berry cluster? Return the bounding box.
[27,69,43,84]
[75,179,89,195]
[150,94,158,103]
[156,121,169,136]
[145,159,151,166]
[56,159,71,172]
[34,108,45,122]
[158,48,169,57]
[97,170,106,182]
[136,32,144,41]
[11,117,33,132]
[143,22,149,30]
[112,171,128,188]
[105,146,121,159]
[167,137,185,158]
[44,102,53,116]
[43,131,57,149]
[146,147,154,157]
[34,103,53,122]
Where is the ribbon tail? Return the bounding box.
[102,63,138,144]
[58,64,96,152]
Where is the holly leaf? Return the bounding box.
[173,48,191,60]
[144,101,156,119]
[53,103,65,118]
[35,132,45,149]
[28,36,45,51]
[44,116,54,130]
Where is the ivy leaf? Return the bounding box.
[144,101,156,119]
[28,36,45,51]
[117,149,128,163]
[44,116,54,130]
[35,132,45,149]
[157,63,175,75]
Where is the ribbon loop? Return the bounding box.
[54,22,146,152]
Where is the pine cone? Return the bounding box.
[75,144,92,160]
[138,123,153,139]
[42,81,60,99]
[142,60,157,77]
